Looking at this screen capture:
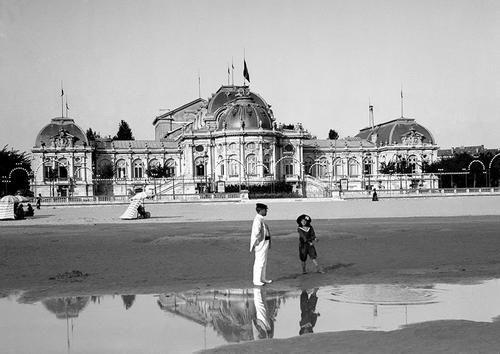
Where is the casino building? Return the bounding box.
[30,85,439,198]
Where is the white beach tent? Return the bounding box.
[0,195,16,220]
[119,186,155,220]
[119,199,142,220]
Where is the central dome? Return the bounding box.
[216,94,273,131]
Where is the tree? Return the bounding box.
[0,145,32,196]
[328,129,339,140]
[86,127,101,141]
[113,120,134,140]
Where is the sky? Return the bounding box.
[1,0,500,155]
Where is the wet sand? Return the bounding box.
[1,196,500,353]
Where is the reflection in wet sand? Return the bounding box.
[299,288,320,335]
[157,288,287,343]
[42,297,90,319]
[3,280,500,353]
[328,284,438,305]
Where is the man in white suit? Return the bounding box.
[250,203,272,286]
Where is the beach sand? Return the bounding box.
[1,196,500,353]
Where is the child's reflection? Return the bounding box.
[299,288,320,335]
[253,287,274,339]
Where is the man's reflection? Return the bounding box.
[253,287,274,339]
[299,288,320,335]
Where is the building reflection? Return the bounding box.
[42,296,92,353]
[157,288,286,343]
[42,296,90,319]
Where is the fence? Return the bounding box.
[35,192,243,205]
[30,187,500,205]
[340,187,500,199]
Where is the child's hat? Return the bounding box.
[296,214,311,225]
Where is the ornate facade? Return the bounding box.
[31,85,439,197]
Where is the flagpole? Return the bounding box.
[243,49,250,86]
[198,69,201,98]
[400,84,404,118]
[231,57,234,86]
[61,80,64,117]
[227,63,230,85]
[65,96,69,118]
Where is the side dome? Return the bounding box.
[34,117,89,148]
[356,118,435,145]
[216,95,274,131]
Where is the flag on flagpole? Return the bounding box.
[61,88,64,97]
[401,90,403,98]
[243,60,250,83]
[66,102,69,110]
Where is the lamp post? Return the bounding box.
[462,168,468,189]
[438,168,443,189]
[29,171,35,198]
[388,169,394,192]
[203,153,208,193]
[1,176,10,195]
[94,174,100,197]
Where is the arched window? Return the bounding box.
[334,158,343,177]
[304,158,314,176]
[229,155,239,176]
[116,159,127,178]
[59,158,69,180]
[348,158,359,177]
[194,157,205,177]
[263,154,272,175]
[165,159,175,177]
[408,155,417,173]
[246,154,257,175]
[217,156,224,177]
[284,158,294,175]
[318,157,328,178]
[148,159,160,169]
[133,159,144,179]
[363,156,373,175]
[43,161,57,181]
[73,158,82,180]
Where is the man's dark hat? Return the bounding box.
[256,203,268,209]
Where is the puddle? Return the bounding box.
[1,279,500,353]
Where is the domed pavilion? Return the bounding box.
[31,85,439,198]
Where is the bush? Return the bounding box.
[222,182,299,198]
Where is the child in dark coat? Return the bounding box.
[297,214,325,274]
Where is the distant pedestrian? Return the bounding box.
[297,214,325,274]
[372,188,378,201]
[250,203,272,286]
[36,194,42,209]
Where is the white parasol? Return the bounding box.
[15,195,30,202]
[0,195,18,203]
